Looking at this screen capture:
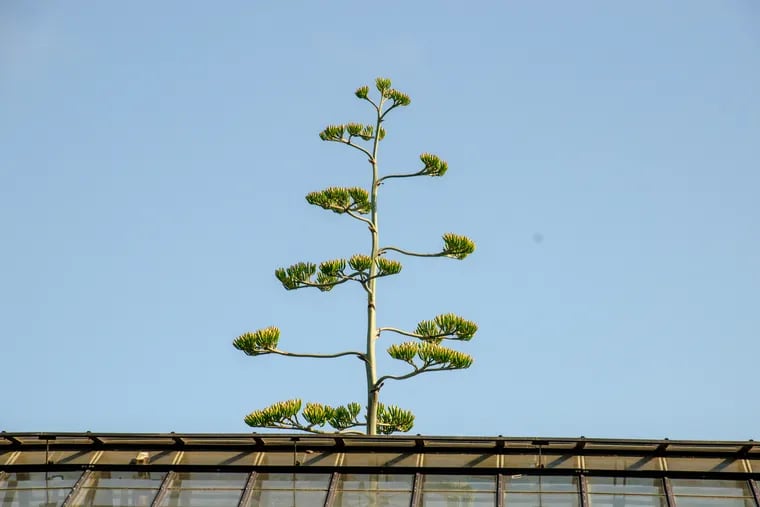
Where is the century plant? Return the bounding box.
[233,78,477,435]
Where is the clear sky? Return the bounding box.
[2,1,759,440]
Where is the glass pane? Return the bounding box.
[590,494,668,507]
[245,473,330,506]
[588,478,664,495]
[422,492,496,506]
[674,499,755,507]
[671,480,751,497]
[70,471,164,507]
[338,474,413,491]
[334,491,412,507]
[82,470,165,489]
[423,475,496,492]
[0,488,72,507]
[167,472,248,489]
[254,473,330,491]
[71,488,158,507]
[505,492,580,507]
[505,476,578,493]
[247,489,327,506]
[161,489,243,507]
[0,471,83,489]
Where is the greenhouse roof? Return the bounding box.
[1,433,759,506]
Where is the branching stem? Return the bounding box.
[375,365,459,387]
[377,327,423,339]
[268,349,366,361]
[379,246,446,258]
[378,170,426,183]
[345,209,374,227]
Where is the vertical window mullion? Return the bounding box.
[410,473,423,507]
[236,472,257,507]
[579,474,590,507]
[497,474,504,507]
[323,472,339,507]
[60,470,91,507]
[748,479,760,507]
[149,471,175,507]
[663,478,677,507]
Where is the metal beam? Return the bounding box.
[149,471,174,507]
[579,474,589,507]
[410,473,423,507]
[60,470,90,507]
[748,479,760,507]
[324,472,339,507]
[237,472,258,507]
[663,478,677,507]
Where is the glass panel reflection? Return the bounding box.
[422,475,496,507]
[0,471,82,507]
[504,492,579,507]
[245,473,330,507]
[334,474,413,507]
[588,477,667,507]
[671,481,751,497]
[70,471,164,507]
[158,472,247,507]
[504,476,578,507]
[505,476,578,493]
[590,494,667,507]
[671,479,755,507]
[588,478,663,495]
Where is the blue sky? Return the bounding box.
[2,1,759,439]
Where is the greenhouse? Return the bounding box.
[1,433,759,506]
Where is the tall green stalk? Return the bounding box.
[233,78,477,435]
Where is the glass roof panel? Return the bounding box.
[587,477,664,495]
[590,494,668,507]
[167,472,248,489]
[160,489,243,507]
[670,480,752,497]
[423,474,496,492]
[666,459,746,473]
[81,470,165,489]
[337,474,413,491]
[341,452,417,467]
[177,450,257,466]
[69,471,165,507]
[334,473,414,507]
[253,473,330,491]
[423,453,499,468]
[585,456,662,472]
[504,492,580,507]
[0,471,82,489]
[673,498,755,507]
[244,473,330,507]
[505,475,578,493]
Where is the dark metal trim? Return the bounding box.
[60,469,90,507]
[579,474,589,507]
[86,432,103,445]
[237,471,257,507]
[2,463,760,479]
[410,472,423,507]
[149,471,174,507]
[748,479,760,507]
[0,433,20,445]
[663,477,676,507]
[324,472,339,507]
[497,474,505,507]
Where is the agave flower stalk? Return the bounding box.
[233,78,477,435]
